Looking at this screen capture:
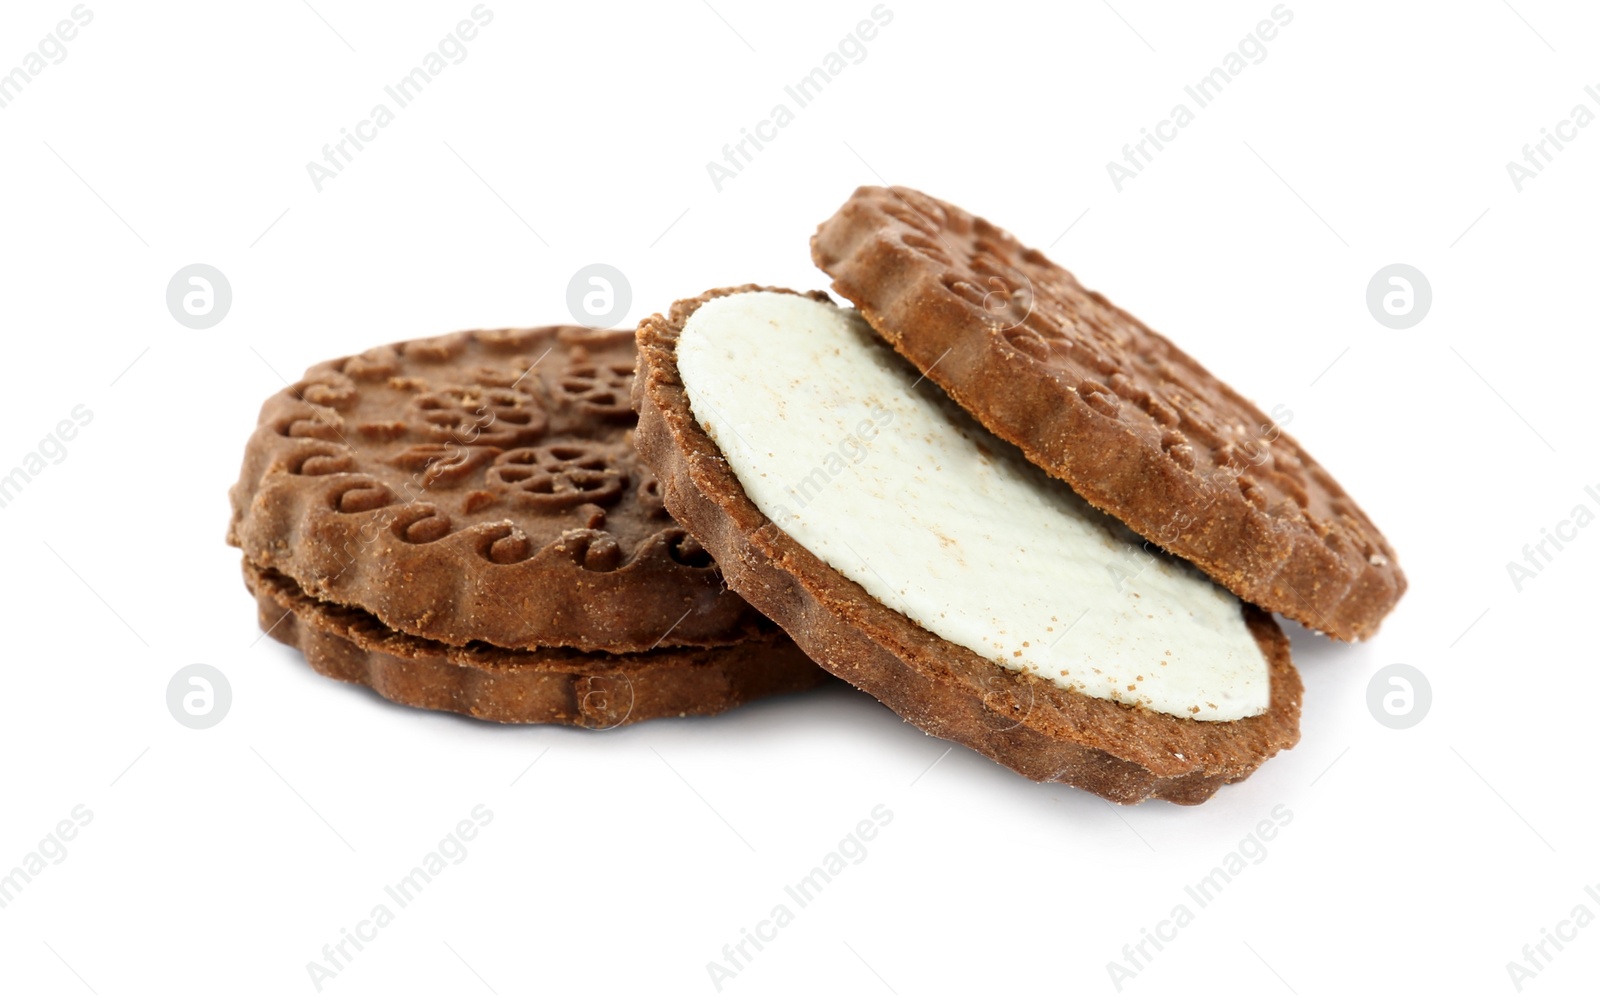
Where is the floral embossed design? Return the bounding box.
[411,385,547,447]
[487,444,626,510]
[556,359,636,421]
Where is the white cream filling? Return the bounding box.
[676,291,1269,721]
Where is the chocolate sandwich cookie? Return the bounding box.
[229,326,768,653]
[812,186,1403,641]
[245,560,829,727]
[634,287,1301,804]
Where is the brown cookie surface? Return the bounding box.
[812,186,1404,641]
[228,326,766,653]
[245,560,829,727]
[633,286,1302,804]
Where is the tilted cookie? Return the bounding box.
[244,560,829,727]
[228,325,769,653]
[813,186,1403,641]
[634,287,1301,803]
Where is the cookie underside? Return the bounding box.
[244,560,830,727]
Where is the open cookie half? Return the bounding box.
[812,186,1404,641]
[634,287,1301,804]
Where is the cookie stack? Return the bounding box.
[227,325,829,728]
[230,187,1404,803]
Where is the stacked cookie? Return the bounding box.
[227,325,829,728]
[230,187,1403,803]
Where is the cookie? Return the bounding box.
[634,287,1302,803]
[812,186,1403,641]
[228,326,767,653]
[244,560,829,727]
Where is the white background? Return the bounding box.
[1,1,1596,992]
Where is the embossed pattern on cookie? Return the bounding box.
[813,185,1404,640]
[229,326,767,653]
